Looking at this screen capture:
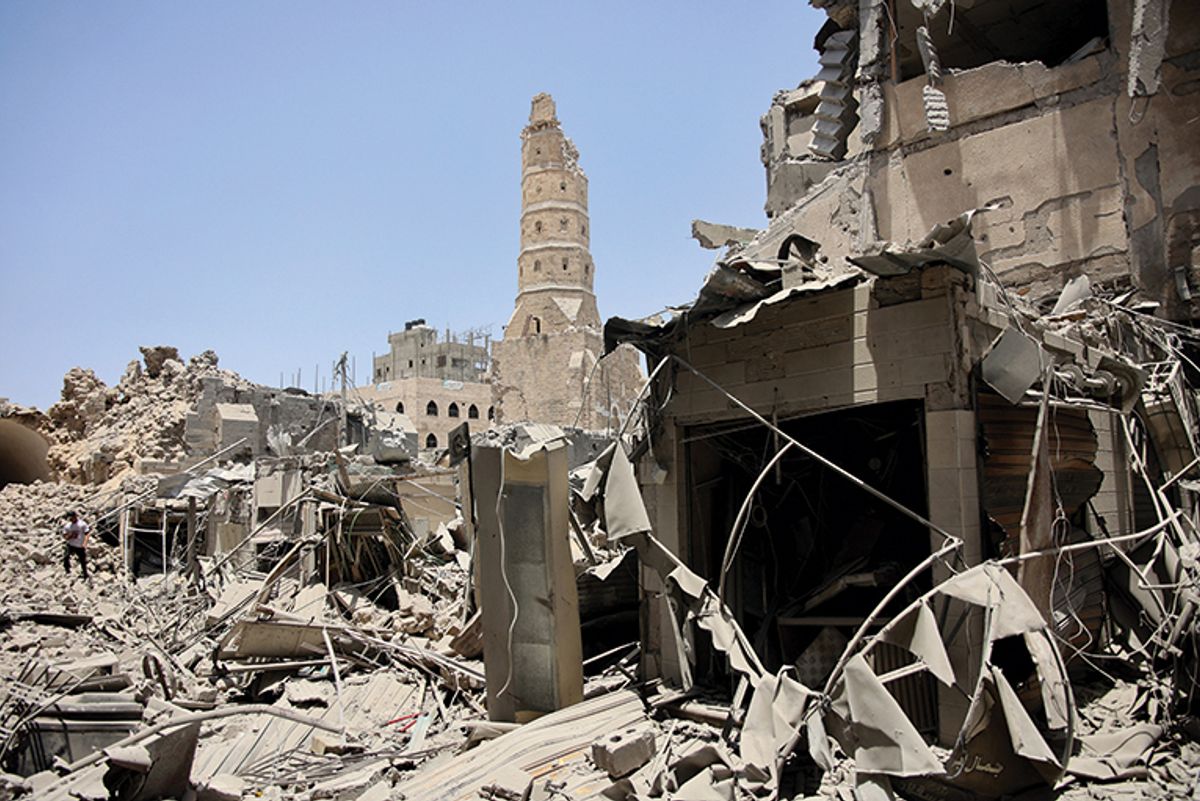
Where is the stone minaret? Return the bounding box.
[513,93,600,334]
[492,94,643,429]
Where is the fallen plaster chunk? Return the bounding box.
[591,724,658,778]
[691,220,761,250]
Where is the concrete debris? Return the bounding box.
[6,7,1200,799]
[691,220,762,251]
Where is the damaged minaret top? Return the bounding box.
[514,92,594,305]
[491,94,644,428]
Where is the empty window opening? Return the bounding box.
[395,401,404,414]
[526,315,542,335]
[448,402,460,418]
[425,433,438,449]
[562,258,569,271]
[560,181,567,191]
[535,220,543,233]
[893,0,1109,82]
[534,260,541,272]
[468,404,480,419]
[559,217,568,231]
[426,400,438,416]
[488,406,495,421]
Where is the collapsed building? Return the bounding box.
[3,3,1200,801]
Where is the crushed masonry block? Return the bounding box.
[590,725,658,778]
[195,774,246,801]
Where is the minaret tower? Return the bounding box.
[492,94,644,429]
[512,93,601,331]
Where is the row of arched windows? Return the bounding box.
[394,401,493,420]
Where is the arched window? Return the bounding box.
[562,258,569,271]
[535,220,543,233]
[448,402,459,418]
[559,180,566,191]
[395,401,404,414]
[559,217,568,231]
[468,404,479,420]
[488,406,495,421]
[426,400,438,416]
[425,433,438,449]
[534,260,541,272]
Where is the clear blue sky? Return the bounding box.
[1,2,821,409]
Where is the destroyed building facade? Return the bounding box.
[761,0,1198,319]
[595,0,1200,795]
[5,4,1200,801]
[491,93,644,431]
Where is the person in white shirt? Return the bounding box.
[62,511,90,579]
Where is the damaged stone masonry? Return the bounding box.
[3,2,1200,801]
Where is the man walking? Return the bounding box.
[62,511,90,580]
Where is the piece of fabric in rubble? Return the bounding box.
[1067,723,1163,780]
[990,665,1060,769]
[589,441,766,683]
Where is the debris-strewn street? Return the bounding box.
[3,1,1200,800]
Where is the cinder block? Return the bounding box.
[591,725,657,778]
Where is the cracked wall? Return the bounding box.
[770,0,1200,315]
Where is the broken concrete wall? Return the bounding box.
[773,2,1200,318]
[184,377,338,460]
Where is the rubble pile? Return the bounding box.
[43,348,249,487]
